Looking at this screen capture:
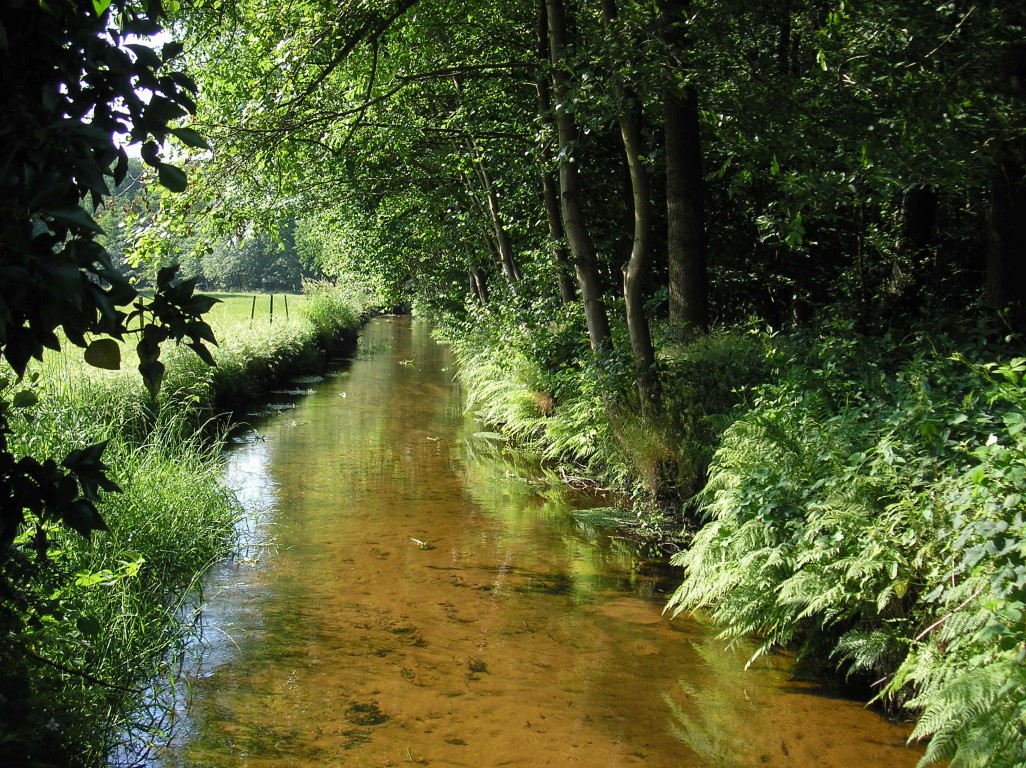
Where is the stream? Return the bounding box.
[152,316,923,768]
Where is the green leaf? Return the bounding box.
[156,265,179,287]
[46,207,104,234]
[158,163,188,192]
[169,126,209,150]
[12,390,38,408]
[61,501,107,538]
[185,294,221,315]
[140,359,165,398]
[75,570,114,588]
[162,41,184,61]
[140,140,160,167]
[76,615,102,637]
[84,339,122,370]
[186,319,219,345]
[188,341,216,367]
[126,43,161,69]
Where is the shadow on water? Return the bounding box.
[143,316,923,768]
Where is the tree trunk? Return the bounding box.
[460,169,521,292]
[985,155,1026,311]
[603,0,657,409]
[450,78,523,291]
[985,21,1026,315]
[546,0,612,353]
[470,265,490,305]
[536,0,577,304]
[478,164,523,286]
[464,133,523,288]
[661,0,708,334]
[776,1,792,75]
[541,170,577,302]
[891,183,937,297]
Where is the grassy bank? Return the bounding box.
[446,302,1026,768]
[446,301,769,522]
[0,283,370,766]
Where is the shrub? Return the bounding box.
[666,324,1026,767]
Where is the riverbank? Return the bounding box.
[151,315,923,768]
[446,306,1026,768]
[0,283,371,766]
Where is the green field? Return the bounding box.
[203,292,308,325]
[28,292,311,385]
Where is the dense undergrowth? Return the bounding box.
[0,283,368,766]
[667,321,1026,768]
[445,297,768,519]
[445,297,1026,768]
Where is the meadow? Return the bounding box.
[203,291,308,325]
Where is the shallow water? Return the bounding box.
[154,316,923,768]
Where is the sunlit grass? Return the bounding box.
[203,291,308,326]
[30,291,337,416]
[2,283,368,765]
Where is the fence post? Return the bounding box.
[269,294,274,324]
[284,294,289,321]
[250,295,256,322]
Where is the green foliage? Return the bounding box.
[449,298,769,515]
[0,388,241,765]
[448,297,617,477]
[0,0,219,571]
[653,326,771,502]
[0,284,365,764]
[888,356,1026,767]
[197,220,316,292]
[666,323,1026,766]
[63,0,1026,761]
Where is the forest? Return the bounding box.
[1,0,1025,765]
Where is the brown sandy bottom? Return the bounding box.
[159,318,924,768]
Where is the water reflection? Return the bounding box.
[151,317,921,768]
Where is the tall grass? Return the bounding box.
[0,283,368,766]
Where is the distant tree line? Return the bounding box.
[97,158,322,292]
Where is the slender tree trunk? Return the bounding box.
[661,0,708,333]
[986,154,1026,311]
[470,265,490,304]
[459,169,521,292]
[476,159,523,286]
[891,183,937,296]
[536,0,577,304]
[450,79,523,291]
[462,131,522,287]
[541,170,577,302]
[603,0,657,409]
[776,1,792,75]
[546,0,612,354]
[985,19,1026,315]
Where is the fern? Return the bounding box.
[667,331,1026,766]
